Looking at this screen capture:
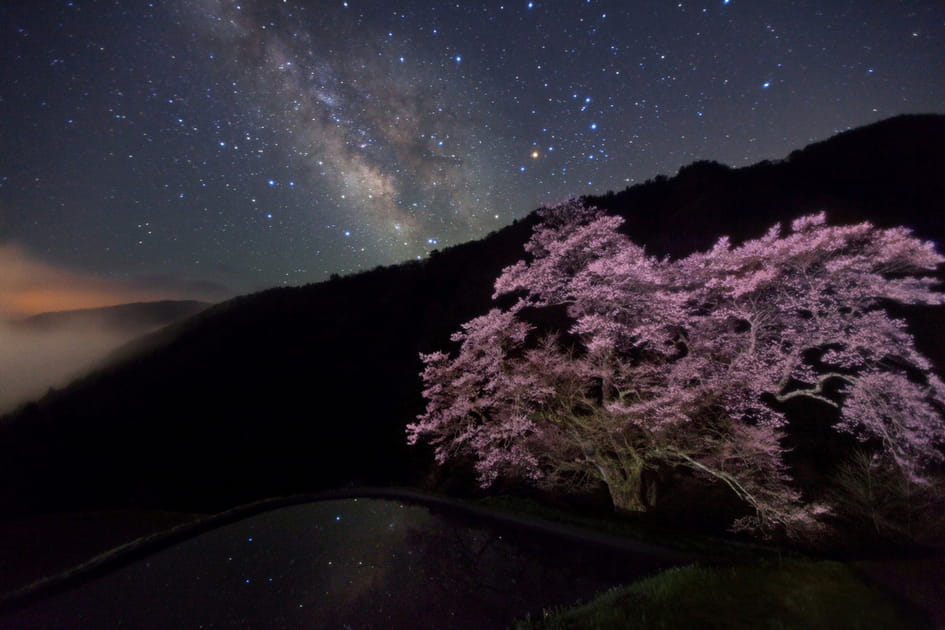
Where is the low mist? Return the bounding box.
[0,245,221,413]
[0,318,136,415]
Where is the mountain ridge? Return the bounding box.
[10,300,211,335]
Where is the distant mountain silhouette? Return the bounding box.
[11,301,211,335]
[1,113,943,519]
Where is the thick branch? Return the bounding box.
[664,448,759,511]
[774,372,857,408]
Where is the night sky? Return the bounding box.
[2,1,943,316]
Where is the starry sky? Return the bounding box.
[2,0,943,316]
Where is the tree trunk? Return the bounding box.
[600,459,648,513]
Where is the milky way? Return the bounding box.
[1,1,943,307]
[188,0,514,249]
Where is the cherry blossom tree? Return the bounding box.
[407,201,945,536]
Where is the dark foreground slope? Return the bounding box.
[1,114,943,518]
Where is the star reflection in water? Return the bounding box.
[3,498,678,629]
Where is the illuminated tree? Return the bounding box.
[408,201,945,536]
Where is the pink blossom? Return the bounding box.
[407,201,945,537]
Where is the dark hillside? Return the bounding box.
[586,113,945,258]
[0,217,538,516]
[1,114,943,519]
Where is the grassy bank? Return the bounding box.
[512,558,931,630]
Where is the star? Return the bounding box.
[0,0,939,303]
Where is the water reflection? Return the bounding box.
[3,498,678,629]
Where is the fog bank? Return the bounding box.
[0,321,134,415]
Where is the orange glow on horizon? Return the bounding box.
[0,244,173,319]
[2,288,157,319]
